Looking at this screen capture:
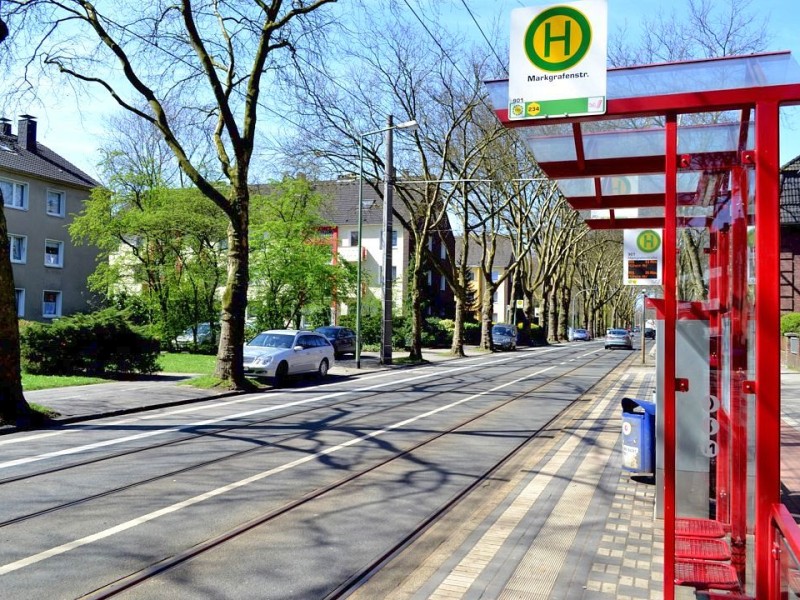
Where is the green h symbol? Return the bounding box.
[544,20,571,57]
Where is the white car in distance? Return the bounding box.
[243,329,334,386]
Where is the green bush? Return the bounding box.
[422,317,453,348]
[339,312,383,345]
[782,313,800,335]
[464,321,480,345]
[529,322,546,346]
[21,309,161,376]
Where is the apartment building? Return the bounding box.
[314,179,455,322]
[456,234,515,324]
[1,115,100,320]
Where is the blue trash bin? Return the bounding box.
[620,397,656,473]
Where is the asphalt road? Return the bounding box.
[0,341,632,599]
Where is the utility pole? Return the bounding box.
[381,115,394,365]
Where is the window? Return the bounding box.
[9,234,26,263]
[491,270,500,282]
[440,243,446,259]
[440,275,446,291]
[0,178,27,210]
[42,290,62,318]
[350,231,358,247]
[391,266,397,280]
[380,229,398,249]
[44,240,64,267]
[427,271,432,285]
[47,190,65,216]
[14,289,24,317]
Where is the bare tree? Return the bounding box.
[2,0,337,388]
[281,3,508,360]
[0,188,30,426]
[0,12,32,426]
[608,0,769,305]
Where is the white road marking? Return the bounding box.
[0,365,556,575]
[3,352,546,448]
[0,350,562,467]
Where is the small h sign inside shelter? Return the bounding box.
[508,0,607,119]
[624,229,662,285]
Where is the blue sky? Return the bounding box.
[19,0,800,179]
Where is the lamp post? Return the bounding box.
[570,288,595,338]
[355,116,418,369]
[640,291,648,364]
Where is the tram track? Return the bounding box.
[67,347,627,599]
[0,344,590,485]
[0,351,535,479]
[0,345,606,530]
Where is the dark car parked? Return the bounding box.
[314,326,357,358]
[491,323,517,351]
[644,327,656,339]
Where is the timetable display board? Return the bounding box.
[624,229,662,285]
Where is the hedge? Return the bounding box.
[21,309,161,376]
[782,313,800,336]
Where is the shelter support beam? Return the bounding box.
[754,100,781,600]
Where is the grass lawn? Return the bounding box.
[20,352,216,392]
[22,374,109,391]
[158,352,216,374]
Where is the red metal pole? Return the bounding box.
[663,113,678,600]
[730,165,749,582]
[717,223,731,524]
[754,100,781,599]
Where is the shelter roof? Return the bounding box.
[485,52,800,230]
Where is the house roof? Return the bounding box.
[0,131,98,190]
[314,179,417,227]
[455,234,515,268]
[253,179,413,228]
[781,155,800,225]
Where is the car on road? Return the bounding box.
[570,328,591,341]
[314,326,357,358]
[491,323,517,351]
[644,327,656,339]
[175,322,215,349]
[243,329,334,386]
[605,328,633,350]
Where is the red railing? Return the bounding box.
[770,503,800,598]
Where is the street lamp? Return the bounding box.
[570,288,596,338]
[356,115,418,368]
[639,291,648,364]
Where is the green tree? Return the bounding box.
[2,0,337,387]
[249,178,357,330]
[70,183,228,342]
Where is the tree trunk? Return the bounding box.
[0,198,30,426]
[213,193,250,388]
[450,293,467,357]
[558,287,570,341]
[408,273,423,361]
[547,289,558,343]
[480,286,493,350]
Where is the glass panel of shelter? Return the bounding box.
[669,113,757,594]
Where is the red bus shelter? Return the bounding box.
[487,51,800,598]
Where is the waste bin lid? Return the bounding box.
[621,397,656,415]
